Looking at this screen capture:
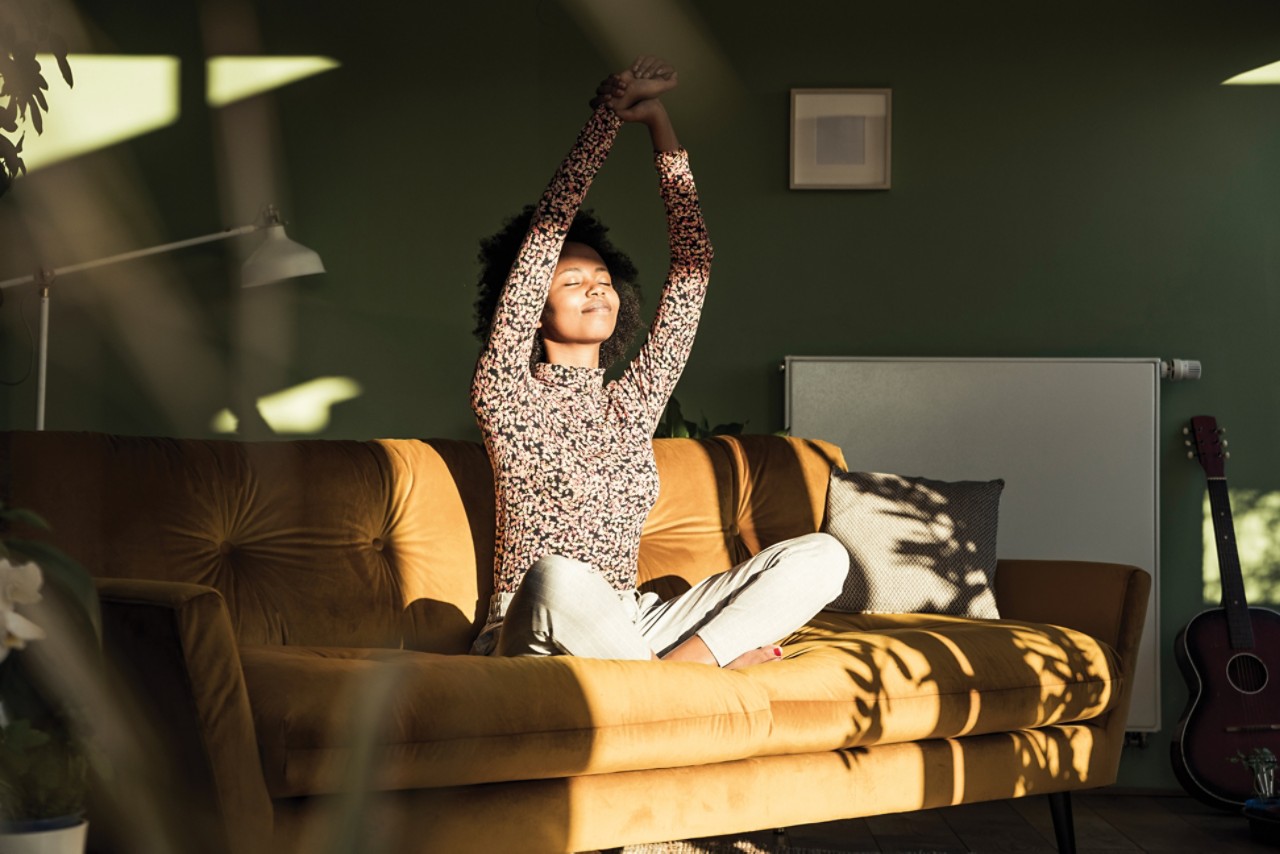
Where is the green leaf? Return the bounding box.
[0,720,52,754]
[0,506,52,532]
[1,539,101,641]
[0,715,89,820]
[655,397,685,438]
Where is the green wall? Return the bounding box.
[3,0,1279,792]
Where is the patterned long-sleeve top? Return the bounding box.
[471,106,713,595]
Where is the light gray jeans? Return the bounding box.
[470,532,848,666]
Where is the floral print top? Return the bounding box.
[471,106,713,594]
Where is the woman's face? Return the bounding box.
[539,241,620,348]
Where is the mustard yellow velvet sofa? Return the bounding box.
[0,430,1149,854]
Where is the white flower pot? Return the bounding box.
[0,819,87,854]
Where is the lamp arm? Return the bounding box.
[0,223,261,291]
[0,220,261,432]
[0,205,312,431]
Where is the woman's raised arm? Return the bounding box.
[611,60,714,426]
[470,101,622,417]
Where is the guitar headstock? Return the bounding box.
[1185,415,1229,477]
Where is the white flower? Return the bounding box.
[0,557,42,608]
[0,557,45,664]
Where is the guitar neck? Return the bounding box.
[1206,477,1255,649]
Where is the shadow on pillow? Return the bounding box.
[822,468,1004,618]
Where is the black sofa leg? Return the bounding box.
[1048,791,1077,854]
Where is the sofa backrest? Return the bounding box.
[641,436,844,599]
[1,431,843,654]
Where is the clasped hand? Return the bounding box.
[590,55,678,123]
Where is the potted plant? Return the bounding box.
[1232,747,1277,800]
[0,0,74,199]
[0,501,100,853]
[1231,748,1280,845]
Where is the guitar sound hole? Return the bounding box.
[1228,653,1268,694]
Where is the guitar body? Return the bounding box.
[1173,416,1280,810]
[1172,605,1280,809]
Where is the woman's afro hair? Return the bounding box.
[474,206,642,370]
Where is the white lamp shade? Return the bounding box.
[241,224,325,288]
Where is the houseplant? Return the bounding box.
[654,396,745,439]
[0,0,74,198]
[1232,747,1277,800]
[0,501,100,851]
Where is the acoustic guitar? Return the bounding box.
[1171,415,1280,810]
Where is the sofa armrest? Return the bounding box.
[96,578,272,854]
[995,559,1152,735]
[994,559,1150,659]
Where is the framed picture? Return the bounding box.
[790,88,892,190]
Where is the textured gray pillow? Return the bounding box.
[822,468,1004,618]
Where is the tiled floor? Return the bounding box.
[619,792,1276,853]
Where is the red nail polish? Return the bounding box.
[773,646,782,657]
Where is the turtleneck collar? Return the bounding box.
[533,361,606,392]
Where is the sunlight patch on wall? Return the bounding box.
[210,376,362,435]
[20,54,339,171]
[1223,60,1280,85]
[23,54,180,172]
[206,56,340,107]
[1202,489,1280,605]
[210,409,239,434]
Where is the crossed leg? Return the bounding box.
[494,533,848,669]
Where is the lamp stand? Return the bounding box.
[0,207,321,430]
[36,279,50,431]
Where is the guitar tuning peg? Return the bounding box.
[1225,451,1231,460]
[1220,427,1227,435]
[1187,450,1195,460]
[1222,439,1229,448]
[1182,427,1190,435]
[1184,439,1192,448]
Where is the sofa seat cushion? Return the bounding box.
[743,611,1122,757]
[241,645,773,798]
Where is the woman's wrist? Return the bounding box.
[642,101,680,152]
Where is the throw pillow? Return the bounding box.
[822,468,1004,618]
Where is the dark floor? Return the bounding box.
[619,792,1278,853]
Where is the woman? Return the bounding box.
[470,57,847,668]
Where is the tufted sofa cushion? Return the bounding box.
[238,612,1121,798]
[242,645,774,797]
[748,611,1121,757]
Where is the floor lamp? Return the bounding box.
[0,205,324,430]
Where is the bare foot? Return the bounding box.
[724,645,784,670]
[659,636,784,668]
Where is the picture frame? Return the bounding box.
[790,88,892,190]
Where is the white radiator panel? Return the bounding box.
[785,356,1160,732]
